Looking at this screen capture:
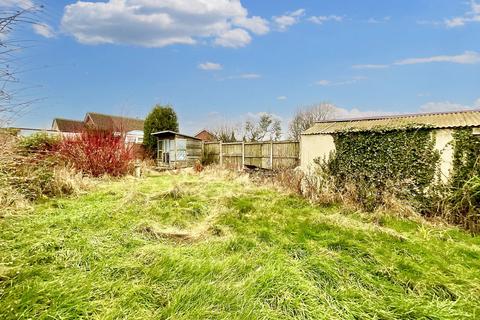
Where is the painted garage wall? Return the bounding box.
[433,129,455,183]
[300,134,335,172]
[300,128,459,181]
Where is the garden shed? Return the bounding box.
[151,131,202,168]
[300,109,480,181]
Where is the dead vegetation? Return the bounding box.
[0,133,94,215]
[137,213,228,244]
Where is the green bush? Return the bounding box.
[450,129,480,188]
[442,129,480,231]
[143,105,179,156]
[18,132,60,152]
[317,127,440,212]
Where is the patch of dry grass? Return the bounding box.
[1,172,479,319]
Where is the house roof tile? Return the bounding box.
[52,118,85,133]
[85,112,144,132]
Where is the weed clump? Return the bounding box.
[0,131,91,214]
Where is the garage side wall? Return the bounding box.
[300,134,335,172]
[433,129,454,183]
[300,129,457,181]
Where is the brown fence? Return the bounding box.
[203,141,299,170]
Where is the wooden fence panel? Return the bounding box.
[272,141,300,169]
[244,143,263,168]
[202,140,299,170]
[222,143,243,169]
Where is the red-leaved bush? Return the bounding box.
[56,130,134,177]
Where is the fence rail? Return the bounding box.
[203,140,299,170]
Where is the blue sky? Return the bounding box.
[5,0,480,134]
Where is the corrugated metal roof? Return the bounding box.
[302,109,480,135]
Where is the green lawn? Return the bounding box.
[1,171,480,319]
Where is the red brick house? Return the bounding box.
[52,112,145,144]
[195,129,216,141]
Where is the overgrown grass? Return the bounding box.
[1,171,479,319]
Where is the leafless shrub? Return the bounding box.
[244,113,282,142]
[288,103,337,140]
[0,4,42,127]
[208,122,240,142]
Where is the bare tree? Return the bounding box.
[208,123,238,142]
[244,113,282,142]
[0,4,39,127]
[209,122,240,142]
[288,102,337,140]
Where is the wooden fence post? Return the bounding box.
[241,141,245,170]
[219,141,223,167]
[174,138,177,169]
[270,141,273,170]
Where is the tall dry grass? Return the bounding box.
[0,132,92,215]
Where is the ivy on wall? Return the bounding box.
[312,125,480,232]
[450,128,480,188]
[317,127,440,211]
[447,128,480,231]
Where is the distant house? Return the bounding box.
[195,129,216,141]
[83,112,144,132]
[52,112,145,144]
[51,118,84,134]
[83,112,145,144]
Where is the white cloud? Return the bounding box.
[315,80,331,86]
[356,51,480,69]
[416,20,442,26]
[246,111,282,120]
[315,76,366,86]
[223,73,261,80]
[236,73,261,79]
[366,16,391,24]
[0,0,34,9]
[445,17,468,28]
[420,101,471,113]
[394,51,480,65]
[277,96,287,100]
[61,0,269,48]
[419,98,480,113]
[308,15,343,25]
[214,28,251,48]
[290,9,306,17]
[417,93,431,97]
[332,106,393,119]
[273,8,305,31]
[445,0,480,28]
[352,64,389,69]
[234,16,269,35]
[198,62,222,71]
[32,23,55,38]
